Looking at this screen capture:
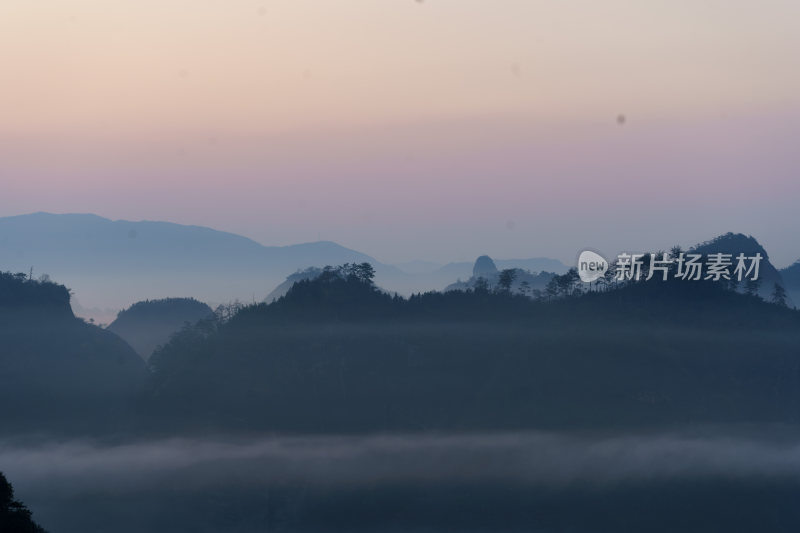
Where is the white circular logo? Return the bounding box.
[578,250,608,283]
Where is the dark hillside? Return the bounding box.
[0,272,148,436]
[0,472,47,533]
[145,271,800,434]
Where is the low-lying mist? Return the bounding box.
[5,430,800,532]
[6,431,800,489]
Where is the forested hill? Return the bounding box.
[108,298,214,360]
[0,271,72,315]
[0,272,148,436]
[692,232,790,305]
[234,263,798,328]
[145,268,800,435]
[0,472,48,533]
[4,264,798,438]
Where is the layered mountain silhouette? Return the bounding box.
[107,298,214,360]
[3,230,799,532]
[0,213,569,316]
[265,256,569,303]
[265,267,325,303]
[444,255,557,294]
[400,256,568,290]
[263,233,793,307]
[1,214,792,316]
[145,262,800,434]
[0,213,396,312]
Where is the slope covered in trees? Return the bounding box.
[0,272,149,436]
[4,260,800,532]
[0,472,47,533]
[443,255,557,297]
[107,297,214,360]
[0,271,71,312]
[5,254,797,439]
[691,232,791,305]
[144,264,800,434]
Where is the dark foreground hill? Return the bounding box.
[107,298,214,360]
[144,270,800,434]
[0,272,148,436]
[6,268,800,533]
[0,472,47,533]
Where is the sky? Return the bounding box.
[1,0,799,266]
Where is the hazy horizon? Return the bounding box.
[2,208,797,271]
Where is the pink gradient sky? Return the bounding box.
[1,1,799,266]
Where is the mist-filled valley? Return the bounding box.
[5,1,800,529]
[3,244,800,531]
[5,431,800,533]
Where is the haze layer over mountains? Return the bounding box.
[0,213,568,318]
[2,213,799,323]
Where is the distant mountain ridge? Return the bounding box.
[0,213,569,313]
[0,213,394,311]
[5,214,786,314]
[0,212,378,271]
